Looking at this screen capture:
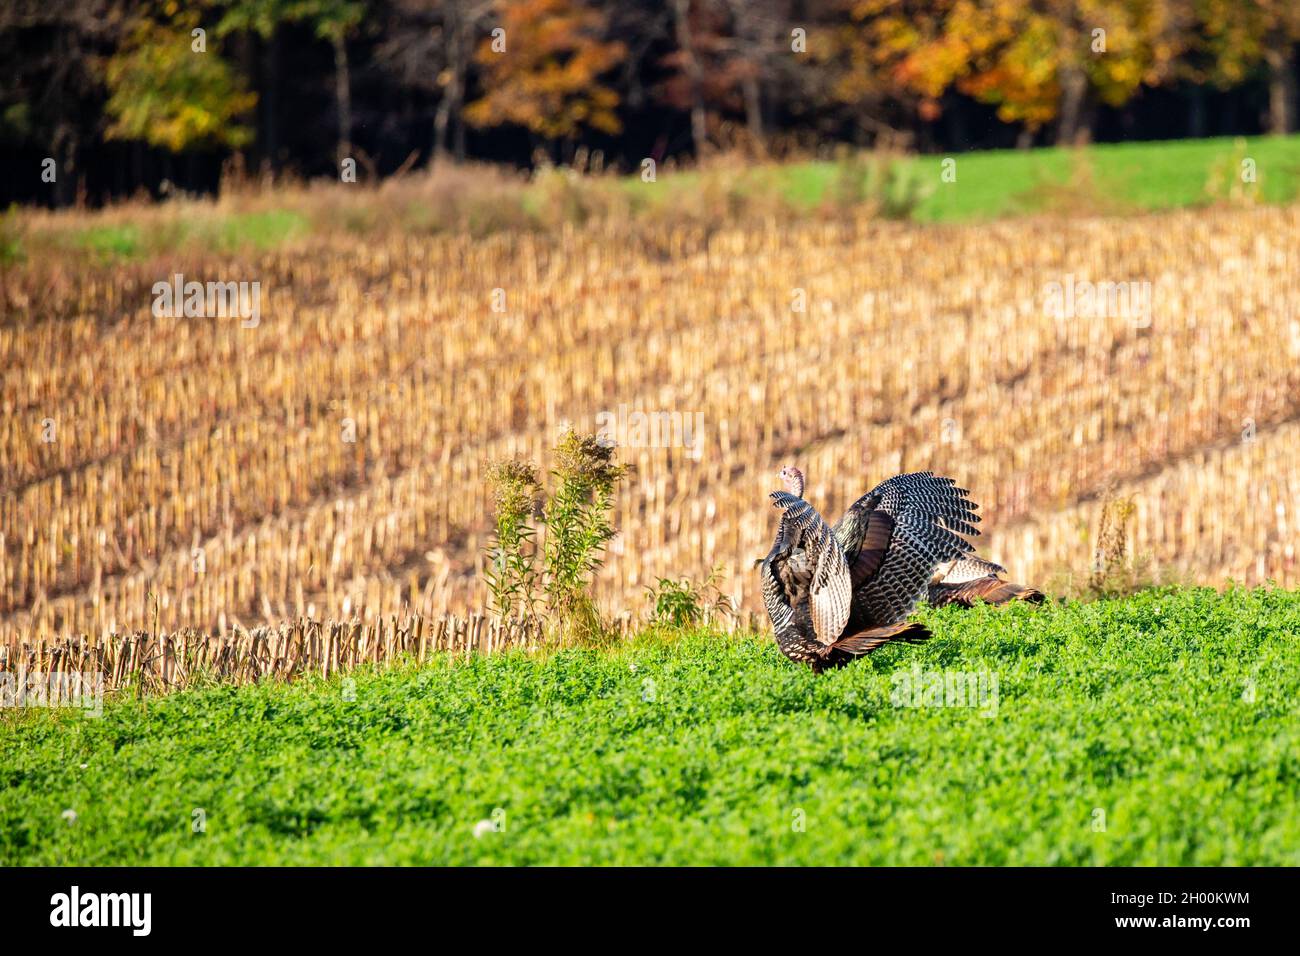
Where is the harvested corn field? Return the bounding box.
[3,204,1299,644]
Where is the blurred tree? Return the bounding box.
[811,0,954,148]
[606,1,671,118]
[717,0,793,151]
[434,0,495,162]
[465,0,626,158]
[3,0,1299,204]
[213,0,367,167]
[724,0,766,146]
[0,0,132,204]
[1194,0,1299,134]
[104,11,256,152]
[298,0,367,164]
[665,0,710,153]
[862,0,1189,146]
[379,0,494,163]
[661,0,791,154]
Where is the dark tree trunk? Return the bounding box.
[263,31,281,173]
[672,0,708,157]
[943,91,968,151]
[432,92,453,161]
[742,72,764,149]
[1264,42,1297,135]
[333,33,352,164]
[1187,85,1206,138]
[238,32,258,176]
[433,17,467,164]
[132,142,143,197]
[1056,61,1089,145]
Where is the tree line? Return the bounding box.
[2,0,1298,205]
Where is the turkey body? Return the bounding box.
[761,472,978,672]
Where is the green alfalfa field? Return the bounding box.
[2,587,1297,866]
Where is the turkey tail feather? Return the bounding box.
[832,621,931,656]
[929,576,1045,608]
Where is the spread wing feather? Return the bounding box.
[934,555,1008,584]
[928,575,1046,607]
[833,472,983,628]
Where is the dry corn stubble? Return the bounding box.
[2,205,1298,653]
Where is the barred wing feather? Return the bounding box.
[935,555,1008,584]
[833,472,982,627]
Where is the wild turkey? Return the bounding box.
[927,556,1045,607]
[760,466,974,672]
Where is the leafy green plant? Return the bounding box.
[829,150,935,220]
[74,224,142,261]
[1204,137,1260,207]
[1012,148,1131,218]
[5,589,1298,865]
[104,17,256,152]
[484,430,628,643]
[1086,493,1154,599]
[542,430,629,642]
[646,566,735,629]
[484,459,543,622]
[0,207,24,264]
[531,166,602,228]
